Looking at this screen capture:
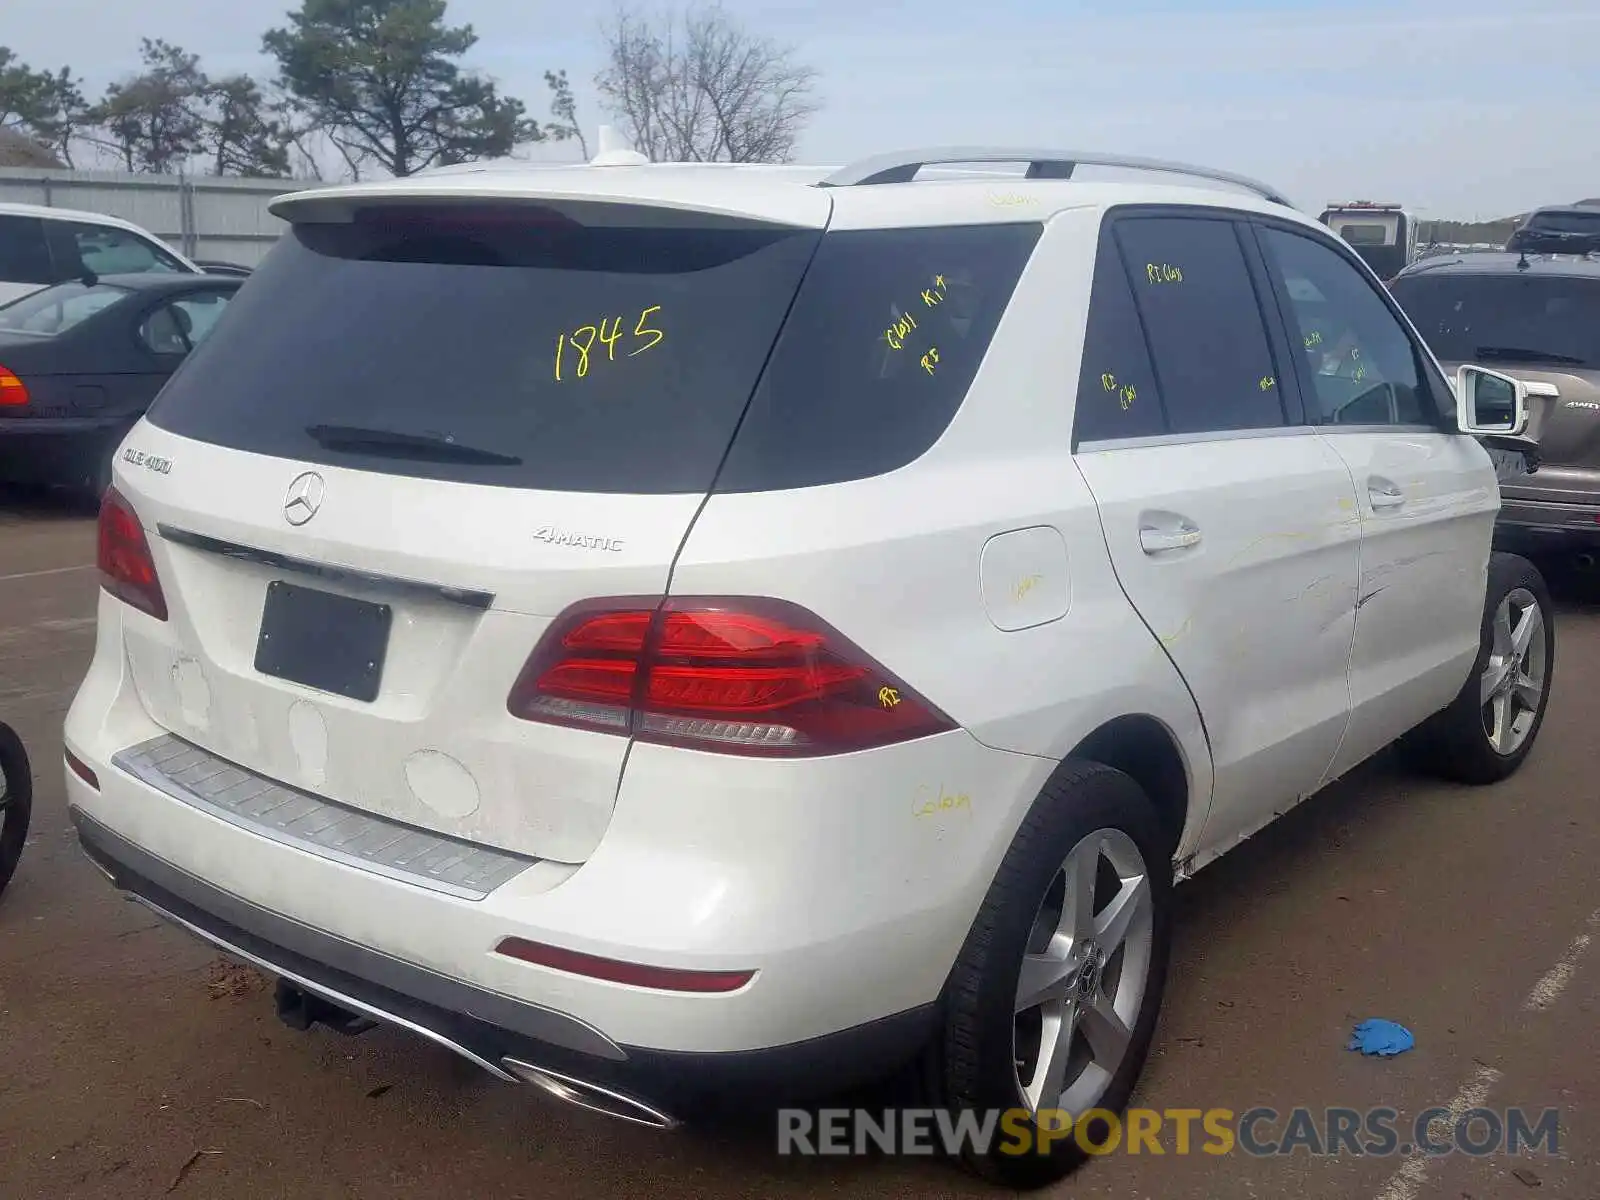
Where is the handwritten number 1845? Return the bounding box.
[554,305,665,382]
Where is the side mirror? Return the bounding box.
[1455,364,1529,436]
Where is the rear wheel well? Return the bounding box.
[1070,716,1190,861]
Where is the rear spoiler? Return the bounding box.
[267,177,832,232]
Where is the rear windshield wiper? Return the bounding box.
[1474,346,1586,366]
[305,424,523,466]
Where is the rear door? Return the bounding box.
[1069,210,1361,853]
[117,199,827,863]
[1252,220,1498,779]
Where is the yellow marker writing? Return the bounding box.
[1259,376,1276,391]
[920,347,941,375]
[914,786,971,818]
[878,686,901,709]
[1145,262,1184,285]
[885,311,919,351]
[555,305,666,380]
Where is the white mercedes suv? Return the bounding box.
[64,146,1555,1188]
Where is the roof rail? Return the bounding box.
[816,146,1293,208]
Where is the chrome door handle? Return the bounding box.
[1138,520,1202,554]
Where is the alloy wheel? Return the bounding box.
[1479,586,1548,756]
[1012,827,1154,1115]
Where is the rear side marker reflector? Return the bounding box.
[495,937,755,994]
[65,748,99,789]
[506,597,956,757]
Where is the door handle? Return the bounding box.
[1138,515,1202,554]
[1368,479,1406,510]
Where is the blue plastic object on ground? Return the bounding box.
[1348,1018,1415,1057]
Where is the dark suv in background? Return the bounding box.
[1390,230,1600,559]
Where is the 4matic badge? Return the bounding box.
[533,525,624,552]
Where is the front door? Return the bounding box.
[1250,220,1499,781]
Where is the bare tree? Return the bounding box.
[544,69,588,159]
[595,3,819,163]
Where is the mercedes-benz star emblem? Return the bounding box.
[283,471,326,526]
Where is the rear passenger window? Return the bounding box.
[1257,226,1431,426]
[0,215,54,285]
[715,222,1042,492]
[1114,216,1286,434]
[1074,224,1166,443]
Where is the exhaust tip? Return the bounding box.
[501,1058,678,1130]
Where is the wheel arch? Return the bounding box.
[1067,714,1196,862]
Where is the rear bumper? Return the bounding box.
[1495,498,1600,554]
[73,806,937,1114]
[65,590,1056,1108]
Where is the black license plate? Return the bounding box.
[254,581,392,702]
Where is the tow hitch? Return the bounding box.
[274,978,378,1036]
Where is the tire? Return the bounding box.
[926,760,1173,1189]
[1399,552,1555,785]
[0,722,34,900]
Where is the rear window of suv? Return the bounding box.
[146,205,1040,495]
[1390,273,1600,370]
[146,204,821,494]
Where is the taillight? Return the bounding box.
[0,365,28,407]
[97,487,168,621]
[507,597,956,756]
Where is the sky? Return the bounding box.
[4,0,1597,219]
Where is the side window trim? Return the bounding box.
[1233,219,1308,428]
[1241,220,1328,428]
[1077,424,1322,452]
[1248,216,1455,433]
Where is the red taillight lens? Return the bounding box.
[0,365,28,407]
[97,487,168,621]
[508,597,956,756]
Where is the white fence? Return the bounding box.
[0,167,318,267]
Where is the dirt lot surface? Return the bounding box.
[1,490,1595,1199]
